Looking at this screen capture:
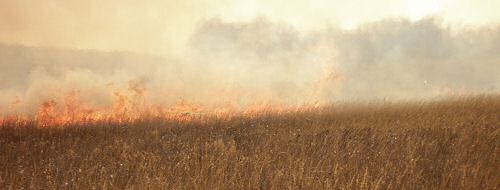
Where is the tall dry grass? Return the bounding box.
[0,96,499,189]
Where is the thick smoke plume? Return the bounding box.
[1,17,500,115]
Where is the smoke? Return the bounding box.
[1,17,500,114]
[183,17,500,100]
[0,0,226,55]
[333,18,500,99]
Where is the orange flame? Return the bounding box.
[1,78,335,128]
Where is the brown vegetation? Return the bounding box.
[0,96,499,189]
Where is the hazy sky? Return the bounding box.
[1,0,500,55]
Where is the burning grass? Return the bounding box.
[0,96,499,189]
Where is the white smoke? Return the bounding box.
[1,17,500,114]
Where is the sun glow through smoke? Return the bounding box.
[405,0,444,20]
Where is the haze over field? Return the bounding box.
[1,1,500,189]
[3,0,500,54]
[1,0,500,115]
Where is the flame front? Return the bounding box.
[1,86,322,128]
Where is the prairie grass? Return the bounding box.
[0,96,499,189]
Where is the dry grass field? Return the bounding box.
[0,96,499,189]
